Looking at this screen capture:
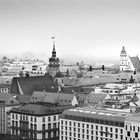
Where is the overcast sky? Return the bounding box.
[0,0,140,63]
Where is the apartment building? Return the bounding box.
[10,103,71,140]
[60,107,126,140]
[0,92,20,134]
[125,113,140,140]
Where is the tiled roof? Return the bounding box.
[130,56,140,72]
[10,104,72,116]
[10,74,59,95]
[63,73,131,87]
[0,83,11,89]
[0,92,19,106]
[16,95,31,104]
[85,92,110,105]
[31,91,75,105]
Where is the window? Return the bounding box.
[31,117,33,122]
[133,126,135,131]
[135,132,138,138]
[12,114,14,119]
[42,117,45,122]
[48,116,51,121]
[127,131,130,136]
[34,124,37,130]
[48,123,51,129]
[42,124,45,130]
[53,123,56,128]
[34,117,36,122]
[54,116,56,121]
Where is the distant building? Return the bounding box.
[48,37,60,77]
[0,93,19,134]
[0,83,11,93]
[85,92,111,106]
[10,104,71,140]
[120,46,140,72]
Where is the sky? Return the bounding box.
[0,0,140,64]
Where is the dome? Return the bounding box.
[121,46,126,54]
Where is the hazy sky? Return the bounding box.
[0,0,140,63]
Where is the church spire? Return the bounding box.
[52,36,56,57]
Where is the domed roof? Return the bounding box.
[121,46,126,54]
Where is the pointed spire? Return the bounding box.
[52,36,55,51]
[52,36,56,57]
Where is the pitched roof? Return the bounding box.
[10,103,72,116]
[31,91,76,105]
[130,56,140,72]
[16,95,31,104]
[85,92,110,105]
[0,92,19,106]
[10,74,59,95]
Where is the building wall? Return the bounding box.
[10,113,60,140]
[125,120,140,140]
[0,106,17,134]
[60,118,124,140]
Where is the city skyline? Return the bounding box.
[0,0,140,63]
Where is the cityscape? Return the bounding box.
[1,0,140,140]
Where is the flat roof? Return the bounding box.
[62,106,130,122]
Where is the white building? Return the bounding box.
[0,93,20,134]
[120,46,140,72]
[10,104,71,140]
[60,107,126,140]
[60,106,140,140]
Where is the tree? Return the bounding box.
[102,65,105,71]
[89,65,92,71]
[134,70,136,75]
[2,56,7,63]
[66,69,70,77]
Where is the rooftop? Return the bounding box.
[62,106,130,122]
[10,103,72,116]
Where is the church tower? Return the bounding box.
[120,46,128,71]
[48,37,60,77]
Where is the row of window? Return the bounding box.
[12,114,58,123]
[60,131,123,139]
[125,125,140,132]
[61,125,123,134]
[61,118,124,128]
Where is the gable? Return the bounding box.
[130,56,140,72]
[10,74,59,95]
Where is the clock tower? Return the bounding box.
[48,37,60,77]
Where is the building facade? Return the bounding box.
[0,93,20,134]
[60,107,125,140]
[10,104,71,140]
[120,46,140,72]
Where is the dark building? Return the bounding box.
[48,37,60,77]
[10,73,59,95]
